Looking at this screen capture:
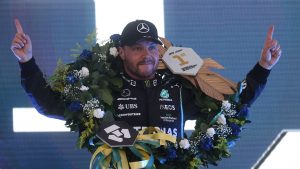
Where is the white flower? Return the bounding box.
[63,85,70,94]
[80,85,89,91]
[93,108,105,118]
[217,114,226,125]
[206,128,216,137]
[222,100,231,111]
[109,47,118,57]
[83,98,100,113]
[179,138,190,149]
[79,67,89,78]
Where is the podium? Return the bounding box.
[252,129,300,169]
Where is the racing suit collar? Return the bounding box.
[120,69,178,88]
[120,72,161,88]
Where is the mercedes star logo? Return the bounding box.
[137,23,150,33]
[121,89,131,97]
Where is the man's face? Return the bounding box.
[119,40,159,80]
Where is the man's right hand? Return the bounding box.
[11,19,32,63]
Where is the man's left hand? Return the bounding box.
[259,25,282,70]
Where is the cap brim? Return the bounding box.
[146,38,163,45]
[121,37,162,46]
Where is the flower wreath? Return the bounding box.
[49,34,250,169]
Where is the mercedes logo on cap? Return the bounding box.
[137,23,150,33]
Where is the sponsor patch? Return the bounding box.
[160,104,176,111]
[160,89,170,99]
[118,104,138,110]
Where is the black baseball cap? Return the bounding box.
[120,20,162,46]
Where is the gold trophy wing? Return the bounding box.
[158,37,237,101]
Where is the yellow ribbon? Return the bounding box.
[89,144,112,169]
[89,127,177,169]
[136,127,177,145]
[119,149,129,169]
[128,144,151,169]
[129,127,177,168]
[90,145,129,169]
[129,160,150,169]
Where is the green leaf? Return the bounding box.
[80,91,93,101]
[102,110,115,122]
[90,85,99,92]
[109,77,123,88]
[214,138,231,158]
[200,122,209,131]
[228,118,245,125]
[84,31,97,48]
[48,59,69,92]
[70,48,82,52]
[98,88,113,105]
[92,43,102,54]
[70,53,80,57]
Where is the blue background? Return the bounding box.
[1,0,300,168]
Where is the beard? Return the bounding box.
[124,58,158,80]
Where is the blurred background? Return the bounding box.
[1,0,300,168]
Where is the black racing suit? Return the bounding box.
[20,58,270,138]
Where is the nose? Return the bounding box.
[141,46,150,57]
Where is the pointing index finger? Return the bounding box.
[266,25,274,41]
[15,18,24,33]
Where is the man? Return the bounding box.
[11,19,281,138]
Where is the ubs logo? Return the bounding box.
[118,104,138,110]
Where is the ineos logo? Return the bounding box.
[137,23,150,33]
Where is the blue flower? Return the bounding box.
[158,157,167,164]
[166,148,177,160]
[80,49,93,60]
[110,34,121,43]
[66,73,78,84]
[237,106,249,118]
[229,123,241,136]
[68,101,82,112]
[200,137,213,151]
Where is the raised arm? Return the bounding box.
[11,19,65,119]
[241,26,282,106]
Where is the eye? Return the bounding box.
[132,45,143,51]
[148,44,157,51]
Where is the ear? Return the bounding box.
[118,47,125,60]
